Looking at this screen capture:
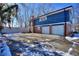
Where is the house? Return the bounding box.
[29,6,74,36]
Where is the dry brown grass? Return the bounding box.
[8,33,79,55]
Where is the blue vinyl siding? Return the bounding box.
[34,10,70,25]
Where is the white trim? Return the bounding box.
[47,8,72,16]
[35,22,71,27]
[37,7,72,18]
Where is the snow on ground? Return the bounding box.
[1,33,79,56]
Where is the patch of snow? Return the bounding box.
[65,36,79,41]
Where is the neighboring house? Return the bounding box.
[29,6,74,36]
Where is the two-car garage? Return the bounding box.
[41,25,64,35]
[30,6,73,36]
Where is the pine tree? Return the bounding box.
[0,3,18,34]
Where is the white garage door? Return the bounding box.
[52,25,64,35]
[42,26,49,34]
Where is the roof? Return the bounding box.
[34,6,73,20]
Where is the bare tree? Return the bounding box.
[74,4,79,32]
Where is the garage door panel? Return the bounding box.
[42,26,49,34]
[52,25,64,35]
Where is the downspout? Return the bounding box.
[64,8,67,37]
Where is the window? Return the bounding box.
[39,15,47,22]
